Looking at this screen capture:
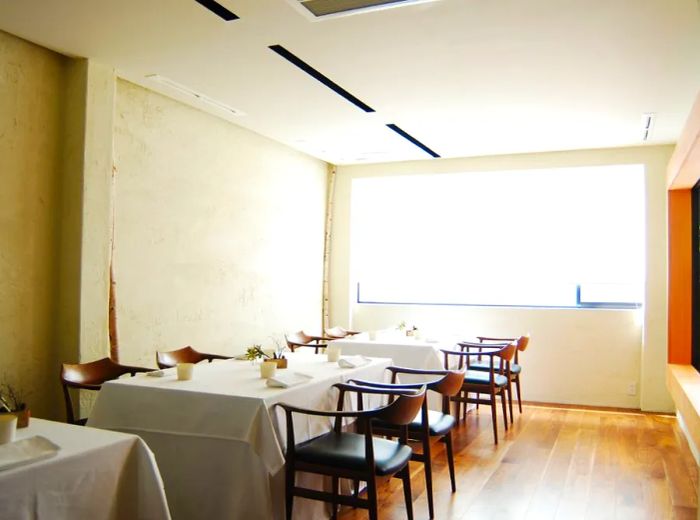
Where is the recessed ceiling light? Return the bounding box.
[641,113,655,141]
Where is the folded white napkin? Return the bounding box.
[266,371,314,388]
[337,355,371,368]
[0,435,60,472]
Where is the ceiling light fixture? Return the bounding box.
[288,0,440,19]
[146,74,244,116]
[194,0,239,21]
[269,45,375,113]
[641,113,655,141]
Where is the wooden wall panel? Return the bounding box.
[668,189,693,364]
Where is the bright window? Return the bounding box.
[350,164,645,308]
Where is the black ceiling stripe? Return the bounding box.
[386,124,440,158]
[194,0,239,21]
[269,44,375,113]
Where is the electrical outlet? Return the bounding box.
[627,382,637,396]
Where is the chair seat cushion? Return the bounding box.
[373,409,456,437]
[295,432,412,476]
[464,370,508,387]
[468,361,522,375]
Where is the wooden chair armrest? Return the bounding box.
[333,382,422,396]
[123,365,153,375]
[444,348,505,357]
[204,354,231,361]
[386,366,451,376]
[286,340,315,348]
[477,336,516,343]
[65,382,102,391]
[347,379,425,391]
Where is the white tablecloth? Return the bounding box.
[0,418,170,520]
[88,353,390,520]
[332,336,463,402]
[331,337,449,371]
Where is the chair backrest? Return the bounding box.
[60,357,150,424]
[325,326,348,339]
[429,370,465,397]
[372,387,426,426]
[497,341,518,363]
[286,330,313,346]
[156,346,203,369]
[516,334,530,352]
[61,357,147,387]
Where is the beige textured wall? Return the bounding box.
[330,145,674,411]
[0,30,65,419]
[113,80,328,367]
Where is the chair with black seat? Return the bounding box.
[325,326,361,339]
[442,341,516,444]
[279,385,426,520]
[156,345,232,369]
[285,330,329,354]
[346,367,464,519]
[60,357,151,425]
[472,335,530,421]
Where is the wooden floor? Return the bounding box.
[337,405,698,520]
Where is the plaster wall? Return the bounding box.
[113,80,328,367]
[0,30,65,418]
[330,145,674,411]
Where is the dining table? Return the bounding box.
[0,418,170,520]
[88,351,391,520]
[329,334,465,407]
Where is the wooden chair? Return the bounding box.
[442,341,516,444]
[325,326,361,339]
[60,357,151,425]
[156,345,232,369]
[346,367,464,519]
[285,330,329,354]
[470,335,530,422]
[279,385,426,520]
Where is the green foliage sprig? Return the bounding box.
[0,381,26,412]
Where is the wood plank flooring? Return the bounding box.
[335,405,698,520]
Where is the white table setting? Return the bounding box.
[88,351,391,520]
[0,418,170,520]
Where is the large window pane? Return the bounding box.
[351,164,645,308]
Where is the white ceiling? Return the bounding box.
[1,0,699,164]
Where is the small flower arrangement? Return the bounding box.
[0,381,26,414]
[397,321,418,336]
[244,337,287,361]
[0,379,30,428]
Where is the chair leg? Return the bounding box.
[353,479,360,501]
[401,466,414,520]
[490,390,498,444]
[445,431,456,493]
[500,390,508,431]
[285,465,294,520]
[367,475,379,520]
[422,435,434,519]
[507,380,515,424]
[331,476,339,520]
[515,375,523,413]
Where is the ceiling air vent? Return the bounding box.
[289,0,438,19]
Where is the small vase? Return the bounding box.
[1,407,30,428]
[272,358,288,369]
